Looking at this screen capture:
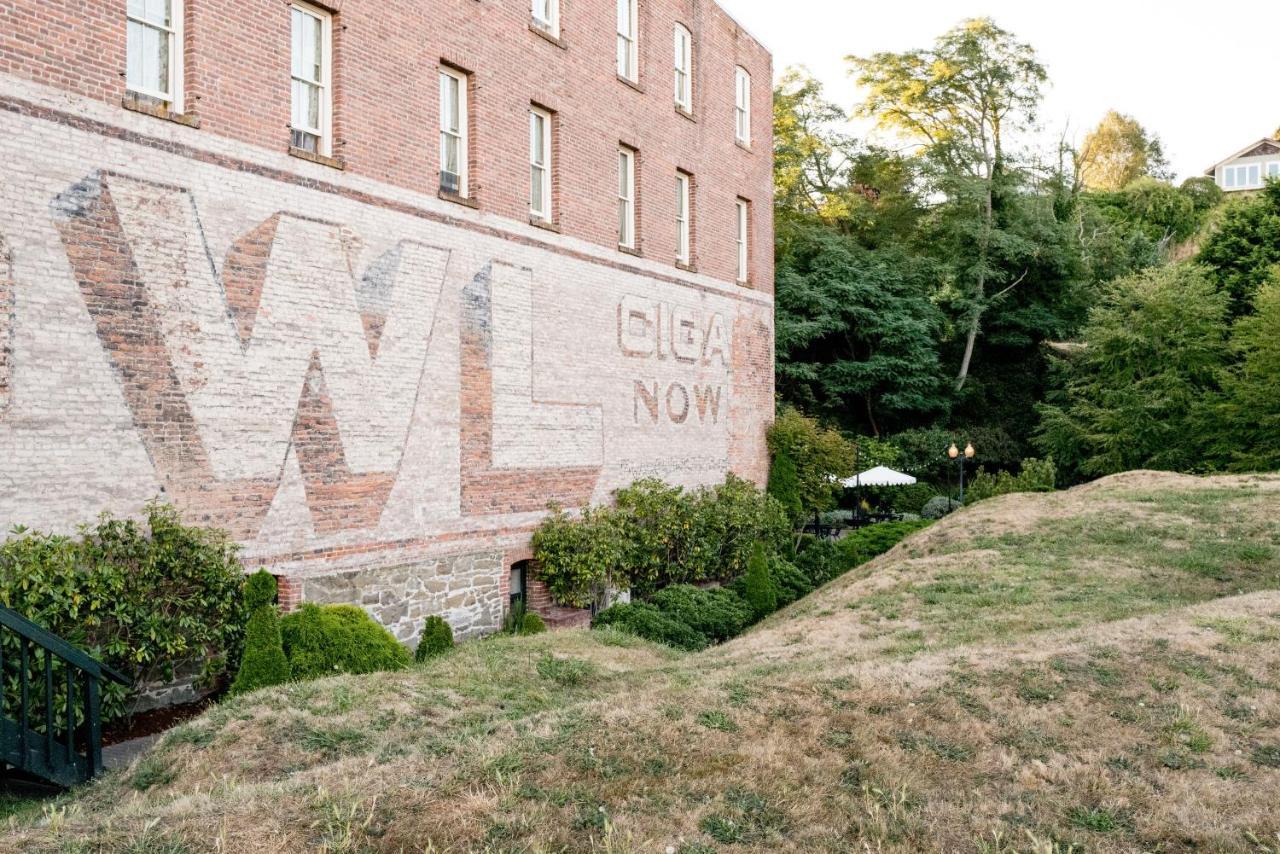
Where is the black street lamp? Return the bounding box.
[948,442,976,505]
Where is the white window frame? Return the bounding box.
[735,198,749,283]
[290,2,333,156]
[675,172,691,264]
[1269,161,1280,179]
[439,67,469,197]
[529,107,553,221]
[126,0,183,110]
[673,24,692,112]
[734,66,751,144]
[618,147,636,249]
[532,0,559,38]
[616,0,637,81]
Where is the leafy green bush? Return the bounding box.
[837,520,932,567]
[965,457,1056,503]
[281,604,409,680]
[794,536,842,587]
[534,475,788,605]
[921,496,961,519]
[519,612,547,635]
[0,502,247,724]
[769,555,813,608]
[766,407,859,516]
[647,585,753,644]
[591,602,707,651]
[741,542,777,620]
[414,615,454,661]
[229,601,290,695]
[884,482,941,515]
[766,450,804,524]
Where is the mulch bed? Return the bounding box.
[101,695,220,746]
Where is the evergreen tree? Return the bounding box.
[742,542,777,620]
[1216,278,1280,471]
[1197,181,1280,315]
[230,606,291,695]
[766,449,804,524]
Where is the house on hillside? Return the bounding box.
[1205,138,1280,191]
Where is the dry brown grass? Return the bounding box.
[5,472,1280,853]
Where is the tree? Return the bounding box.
[1076,111,1172,191]
[742,542,777,620]
[766,449,803,524]
[1214,277,1280,471]
[1035,264,1229,477]
[1197,181,1280,314]
[765,407,856,514]
[850,18,1048,391]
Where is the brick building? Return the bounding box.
[0,0,774,642]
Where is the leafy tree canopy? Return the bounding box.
[1076,111,1172,191]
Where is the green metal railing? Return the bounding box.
[0,607,129,786]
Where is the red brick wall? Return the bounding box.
[0,0,773,293]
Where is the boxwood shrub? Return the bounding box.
[281,603,409,679]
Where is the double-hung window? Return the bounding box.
[530,107,552,220]
[290,2,332,155]
[126,0,182,109]
[532,0,559,36]
[675,172,691,264]
[616,0,637,81]
[734,66,751,144]
[735,199,749,282]
[618,147,636,249]
[673,25,692,112]
[439,68,468,196]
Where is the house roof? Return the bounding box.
[1204,138,1280,175]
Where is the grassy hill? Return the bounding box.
[5,472,1280,853]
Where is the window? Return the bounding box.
[532,0,558,37]
[509,561,528,608]
[126,0,182,109]
[290,2,332,155]
[1225,163,1267,189]
[530,107,552,220]
[675,172,691,264]
[735,198,749,282]
[618,147,636,248]
[1269,162,1280,178]
[616,0,637,81]
[734,66,751,144]
[439,67,468,196]
[673,24,692,112]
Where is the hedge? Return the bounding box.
[281,604,409,679]
[647,585,753,643]
[591,602,708,651]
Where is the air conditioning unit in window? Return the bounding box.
[440,171,460,195]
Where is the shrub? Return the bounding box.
[281,604,410,680]
[766,407,858,516]
[243,569,278,611]
[884,482,941,515]
[741,542,777,620]
[921,496,961,519]
[519,612,547,635]
[414,615,454,662]
[766,450,803,524]
[591,602,707,651]
[837,520,932,568]
[794,536,842,587]
[647,585,753,644]
[530,504,627,608]
[229,602,290,695]
[965,457,1056,503]
[0,502,247,725]
[769,555,813,608]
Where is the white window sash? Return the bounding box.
[532,0,558,35]
[126,0,183,108]
[290,3,332,155]
[735,200,748,281]
[530,108,552,219]
[618,149,636,248]
[676,174,690,263]
[673,26,691,110]
[616,0,637,80]
[439,69,468,196]
[735,68,751,143]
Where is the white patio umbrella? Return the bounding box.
[840,466,917,488]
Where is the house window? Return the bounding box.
[530,107,553,220]
[126,0,183,109]
[734,66,751,144]
[618,147,636,248]
[509,561,528,608]
[616,0,637,81]
[735,198,749,282]
[675,172,691,264]
[532,0,559,37]
[673,24,692,112]
[290,2,332,155]
[1269,162,1280,178]
[439,67,468,196]
[1225,163,1266,189]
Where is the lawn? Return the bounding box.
[4,471,1280,852]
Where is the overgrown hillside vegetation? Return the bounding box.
[6,473,1280,853]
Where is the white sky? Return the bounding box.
[716,0,1280,181]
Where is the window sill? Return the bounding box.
[618,244,642,257]
[288,146,344,170]
[439,190,479,209]
[735,139,753,153]
[676,260,697,273]
[529,22,566,48]
[675,105,695,122]
[616,74,644,94]
[122,95,200,128]
[530,216,560,233]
